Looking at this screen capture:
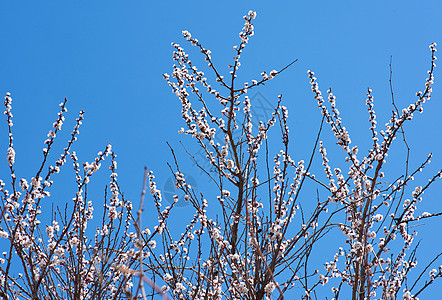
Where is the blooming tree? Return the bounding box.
[1,10,442,300]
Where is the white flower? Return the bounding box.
[108,206,118,220]
[7,147,15,165]
[226,159,234,169]
[175,282,186,292]
[149,240,157,249]
[0,230,8,239]
[264,282,276,294]
[403,290,412,300]
[182,30,191,40]
[412,186,422,198]
[46,226,54,238]
[163,273,173,282]
[70,237,79,247]
[222,189,230,198]
[237,282,248,294]
[373,214,383,222]
[248,11,257,19]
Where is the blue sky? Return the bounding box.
[1,1,442,298]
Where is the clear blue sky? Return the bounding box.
[1,1,442,298]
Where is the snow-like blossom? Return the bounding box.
[6,147,15,165]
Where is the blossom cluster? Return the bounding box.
[1,11,441,300]
[0,94,140,299]
[155,13,441,300]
